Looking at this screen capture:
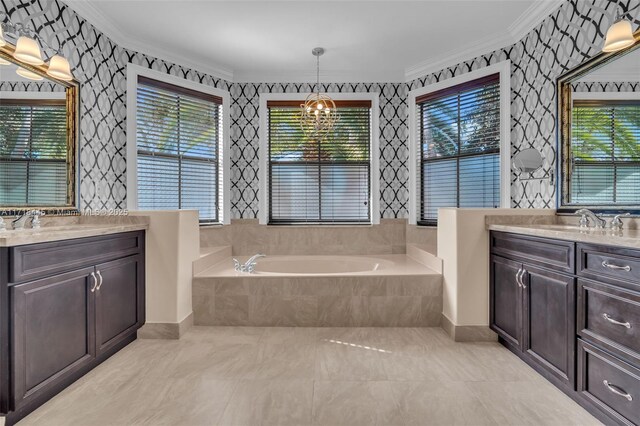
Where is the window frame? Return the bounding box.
[408,61,511,226]
[559,91,640,212]
[126,63,231,225]
[258,92,380,226]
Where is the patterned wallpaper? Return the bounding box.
[572,81,640,92]
[408,0,639,209]
[0,81,64,91]
[2,0,638,217]
[229,83,408,218]
[2,0,230,211]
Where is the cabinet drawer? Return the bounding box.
[490,231,575,273]
[10,231,144,283]
[578,244,640,289]
[578,340,640,426]
[578,279,640,365]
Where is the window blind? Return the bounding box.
[570,100,640,205]
[0,99,67,206]
[268,100,371,224]
[136,76,223,223]
[417,73,501,225]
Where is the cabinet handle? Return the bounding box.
[90,272,98,293]
[96,270,103,291]
[603,380,633,401]
[602,313,631,329]
[602,261,631,272]
[518,269,527,289]
[515,268,523,288]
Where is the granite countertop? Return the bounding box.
[487,223,640,250]
[0,218,148,247]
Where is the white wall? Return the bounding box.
[130,210,200,325]
[437,208,556,327]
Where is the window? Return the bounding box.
[569,100,640,205]
[416,73,501,225]
[266,100,372,224]
[135,75,223,223]
[0,99,67,206]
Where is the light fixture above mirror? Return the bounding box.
[602,5,639,52]
[0,13,74,81]
[0,18,80,214]
[603,17,635,52]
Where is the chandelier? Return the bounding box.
[0,13,74,81]
[300,47,338,140]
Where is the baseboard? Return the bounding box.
[178,312,194,336]
[441,314,498,342]
[138,312,193,340]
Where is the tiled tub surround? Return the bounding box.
[200,219,407,255]
[193,255,442,327]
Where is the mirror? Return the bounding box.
[0,43,78,212]
[513,148,544,175]
[558,29,639,211]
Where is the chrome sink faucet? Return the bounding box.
[608,212,630,231]
[575,209,606,229]
[12,210,44,230]
[233,254,266,273]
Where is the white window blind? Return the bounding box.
[417,73,501,225]
[136,76,223,223]
[267,100,372,224]
[570,100,640,205]
[0,99,67,206]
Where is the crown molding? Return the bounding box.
[63,0,562,86]
[404,0,563,82]
[61,0,234,82]
[508,0,564,41]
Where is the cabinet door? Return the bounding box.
[95,255,144,355]
[11,267,96,410]
[490,255,523,349]
[522,264,576,388]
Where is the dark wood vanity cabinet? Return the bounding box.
[11,267,97,413]
[522,264,576,388]
[95,255,144,355]
[490,255,523,349]
[490,235,575,388]
[490,231,640,426]
[0,231,145,425]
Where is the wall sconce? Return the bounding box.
[602,4,638,53]
[603,17,635,52]
[0,14,74,81]
[13,35,44,65]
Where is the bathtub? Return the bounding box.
[252,255,393,275]
[193,253,443,326]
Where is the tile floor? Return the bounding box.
[22,327,600,426]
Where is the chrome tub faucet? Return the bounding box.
[233,254,266,273]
